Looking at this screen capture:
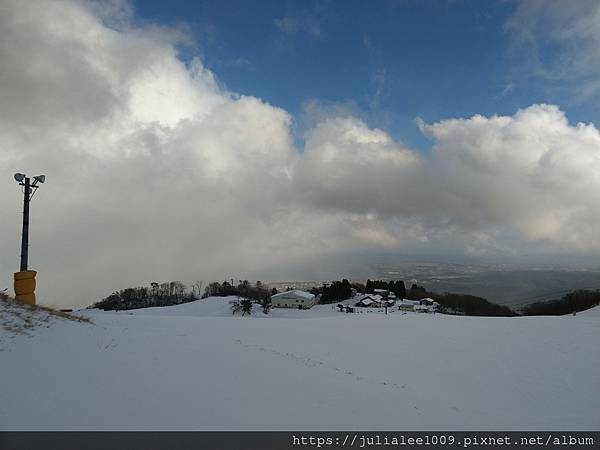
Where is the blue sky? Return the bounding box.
[131,0,599,151]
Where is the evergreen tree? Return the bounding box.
[240,298,253,315]
[407,283,427,300]
[396,280,406,299]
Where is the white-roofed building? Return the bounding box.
[356,298,376,307]
[397,299,421,311]
[373,289,390,298]
[400,299,421,305]
[271,290,316,309]
[355,294,385,307]
[414,304,438,313]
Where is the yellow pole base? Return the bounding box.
[14,270,37,306]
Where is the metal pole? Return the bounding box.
[20,177,30,272]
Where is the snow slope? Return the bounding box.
[1,298,598,430]
[577,304,600,317]
[117,296,353,319]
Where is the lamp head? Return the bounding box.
[14,173,25,183]
[34,175,45,184]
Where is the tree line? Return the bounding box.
[202,280,272,302]
[90,281,198,311]
[87,277,600,318]
[521,290,600,316]
[308,279,354,304]
[427,292,518,316]
[365,279,407,298]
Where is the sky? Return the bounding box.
[1,0,599,307]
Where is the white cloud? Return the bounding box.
[0,0,300,306]
[505,0,600,104]
[421,105,600,247]
[295,116,421,217]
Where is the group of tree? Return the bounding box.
[521,290,600,316]
[310,278,422,304]
[90,281,195,311]
[363,280,515,315]
[203,280,271,302]
[406,283,427,300]
[426,291,518,316]
[365,279,407,298]
[313,279,353,304]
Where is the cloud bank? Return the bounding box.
[1,0,599,307]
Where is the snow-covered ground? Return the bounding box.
[1,297,599,430]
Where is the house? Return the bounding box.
[373,289,390,298]
[397,299,420,311]
[355,297,377,307]
[271,290,316,309]
[355,294,384,307]
[413,299,439,313]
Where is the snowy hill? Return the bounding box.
[1,297,599,430]
[577,304,600,317]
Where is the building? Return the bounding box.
[373,288,388,296]
[354,294,396,308]
[355,294,383,307]
[355,296,378,307]
[397,299,421,311]
[418,298,439,311]
[271,290,316,309]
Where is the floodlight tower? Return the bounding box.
[13,173,45,305]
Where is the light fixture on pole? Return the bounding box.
[13,172,46,305]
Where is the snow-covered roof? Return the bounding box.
[359,298,375,306]
[373,289,388,293]
[399,299,420,305]
[357,294,383,302]
[271,289,315,300]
